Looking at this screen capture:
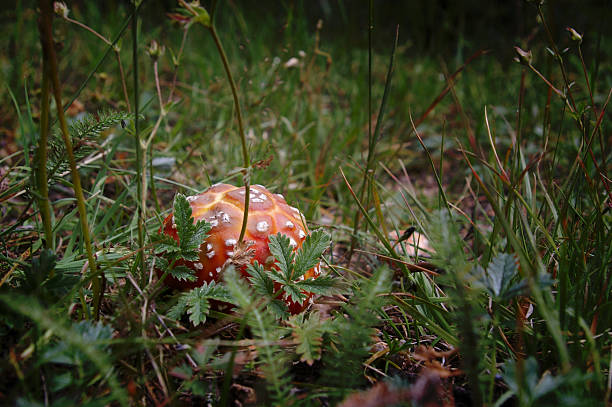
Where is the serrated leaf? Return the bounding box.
[282,282,307,304]
[472,253,523,300]
[167,282,232,326]
[268,233,294,278]
[151,233,180,254]
[267,299,290,319]
[247,261,275,296]
[184,219,211,252]
[186,293,210,326]
[290,312,325,365]
[294,229,330,279]
[173,193,193,239]
[169,265,197,282]
[167,299,188,321]
[297,276,341,295]
[178,250,200,262]
[173,194,211,253]
[268,269,289,286]
[154,243,181,255]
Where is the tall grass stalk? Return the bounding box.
[348,18,398,262]
[58,8,132,112]
[35,12,53,252]
[208,18,251,243]
[39,0,101,318]
[132,0,145,284]
[178,0,251,243]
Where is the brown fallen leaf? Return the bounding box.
[339,369,453,407]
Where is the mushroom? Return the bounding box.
[159,183,319,314]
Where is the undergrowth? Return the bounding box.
[0,1,610,406]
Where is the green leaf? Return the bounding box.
[294,229,330,279]
[173,193,211,253]
[247,261,275,296]
[290,312,327,365]
[267,269,289,286]
[185,292,210,326]
[167,282,232,326]
[246,262,289,318]
[282,282,307,304]
[184,219,211,252]
[297,276,341,295]
[167,299,187,321]
[222,267,292,403]
[155,193,211,278]
[151,233,180,254]
[179,250,200,262]
[169,265,197,282]
[268,233,294,278]
[472,253,526,301]
[267,299,290,319]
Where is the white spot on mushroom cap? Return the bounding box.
[206,251,215,258]
[259,194,267,201]
[215,267,221,273]
[275,193,285,200]
[194,262,203,270]
[256,221,270,232]
[186,195,198,202]
[251,198,264,203]
[227,251,234,256]
[225,238,237,247]
[298,229,306,239]
[206,243,213,251]
[209,219,219,227]
[221,213,231,223]
[285,220,294,229]
[289,238,297,248]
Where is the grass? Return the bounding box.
[0,1,610,406]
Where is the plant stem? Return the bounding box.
[39,0,101,318]
[63,15,132,112]
[208,24,250,243]
[347,0,374,264]
[132,1,146,284]
[36,11,53,252]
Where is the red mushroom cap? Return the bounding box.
[159,183,320,314]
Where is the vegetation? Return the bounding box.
[0,1,610,406]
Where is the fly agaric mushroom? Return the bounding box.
[159,183,321,314]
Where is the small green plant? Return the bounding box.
[152,193,211,283]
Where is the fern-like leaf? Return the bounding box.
[289,312,329,365]
[294,229,330,279]
[48,109,132,177]
[167,282,232,326]
[224,266,293,405]
[268,233,295,279]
